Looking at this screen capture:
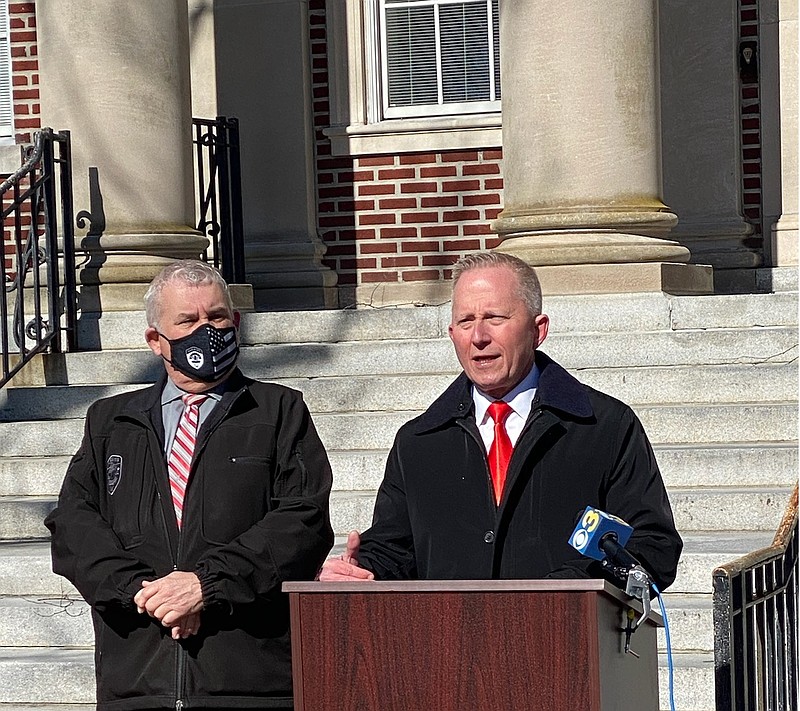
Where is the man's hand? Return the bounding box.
[134,571,204,626]
[319,530,375,581]
[170,612,201,640]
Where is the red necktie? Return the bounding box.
[487,401,514,505]
[168,393,207,528]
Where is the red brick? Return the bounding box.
[420,166,458,178]
[742,103,760,114]
[744,207,761,219]
[379,198,417,210]
[9,30,35,42]
[359,242,398,254]
[742,133,760,145]
[399,153,437,165]
[742,117,760,130]
[358,184,396,196]
[400,182,439,194]
[324,244,357,256]
[336,272,357,285]
[402,269,440,282]
[740,24,758,37]
[310,28,326,41]
[12,88,38,99]
[313,86,327,98]
[463,164,500,176]
[380,227,417,239]
[482,149,503,160]
[358,156,395,167]
[485,236,503,249]
[10,47,26,57]
[14,118,39,128]
[12,76,28,86]
[9,4,35,13]
[401,240,440,253]
[319,186,354,199]
[741,9,757,21]
[743,148,761,160]
[401,212,439,224]
[362,271,398,283]
[423,254,459,266]
[421,196,458,208]
[743,163,760,174]
[464,223,493,236]
[381,256,418,268]
[339,199,375,212]
[318,157,354,170]
[443,210,480,221]
[317,173,334,184]
[378,168,416,180]
[445,239,481,251]
[742,87,759,99]
[313,101,329,113]
[12,59,37,71]
[9,18,24,29]
[359,213,396,226]
[339,170,374,183]
[463,194,501,206]
[421,225,459,238]
[485,208,502,220]
[319,215,356,228]
[339,258,377,270]
[441,151,480,162]
[743,192,761,205]
[319,201,336,213]
[743,178,761,189]
[13,104,28,115]
[337,229,376,240]
[442,179,481,192]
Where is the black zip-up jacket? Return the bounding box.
[45,370,334,710]
[357,352,682,590]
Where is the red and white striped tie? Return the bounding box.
[168,393,207,528]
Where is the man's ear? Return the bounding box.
[145,327,162,357]
[233,311,241,329]
[533,313,550,348]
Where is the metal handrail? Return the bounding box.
[713,484,799,710]
[1,128,76,389]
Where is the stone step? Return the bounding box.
[0,648,94,705]
[327,486,794,539]
[0,597,93,647]
[19,325,799,387]
[0,706,95,711]
[0,498,54,540]
[1,441,796,499]
[1,402,793,458]
[656,593,714,653]
[658,652,714,711]
[2,360,797,422]
[0,543,78,597]
[74,290,799,350]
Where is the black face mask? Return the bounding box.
[159,323,239,383]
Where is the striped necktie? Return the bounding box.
[168,393,207,528]
[487,400,514,505]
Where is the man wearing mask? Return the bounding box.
[46,260,333,710]
[321,251,681,590]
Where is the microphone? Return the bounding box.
[569,506,654,638]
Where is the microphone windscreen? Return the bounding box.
[569,506,634,561]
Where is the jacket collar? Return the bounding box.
[413,351,593,434]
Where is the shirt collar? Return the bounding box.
[161,376,226,406]
[473,363,540,425]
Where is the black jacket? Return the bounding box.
[358,352,682,590]
[45,370,334,710]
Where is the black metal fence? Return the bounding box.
[0,128,76,389]
[713,485,799,710]
[192,116,245,284]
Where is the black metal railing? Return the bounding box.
[192,116,245,283]
[713,485,799,710]
[1,128,76,389]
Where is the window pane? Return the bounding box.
[440,1,489,103]
[385,4,438,107]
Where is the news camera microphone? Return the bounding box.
[569,506,654,634]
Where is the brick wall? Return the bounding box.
[9,1,39,144]
[739,0,762,238]
[309,1,504,291]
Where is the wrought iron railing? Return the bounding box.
[713,484,799,710]
[192,116,245,284]
[1,128,76,389]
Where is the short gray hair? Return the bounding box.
[144,260,233,329]
[451,252,543,316]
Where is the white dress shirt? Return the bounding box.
[473,364,540,453]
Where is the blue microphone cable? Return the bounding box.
[652,583,676,711]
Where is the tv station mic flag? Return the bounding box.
[569,506,634,562]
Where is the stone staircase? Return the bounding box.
[0,287,797,711]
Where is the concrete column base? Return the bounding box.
[491,230,691,266]
[245,237,338,311]
[530,262,713,296]
[770,215,799,266]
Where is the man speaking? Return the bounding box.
[321,252,681,589]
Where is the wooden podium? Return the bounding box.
[284,579,661,711]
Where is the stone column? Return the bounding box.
[493,0,712,295]
[37,0,207,311]
[214,0,337,310]
[659,0,758,279]
[763,0,798,267]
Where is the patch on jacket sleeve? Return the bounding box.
[106,455,123,495]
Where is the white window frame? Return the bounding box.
[0,0,14,141]
[324,0,501,156]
